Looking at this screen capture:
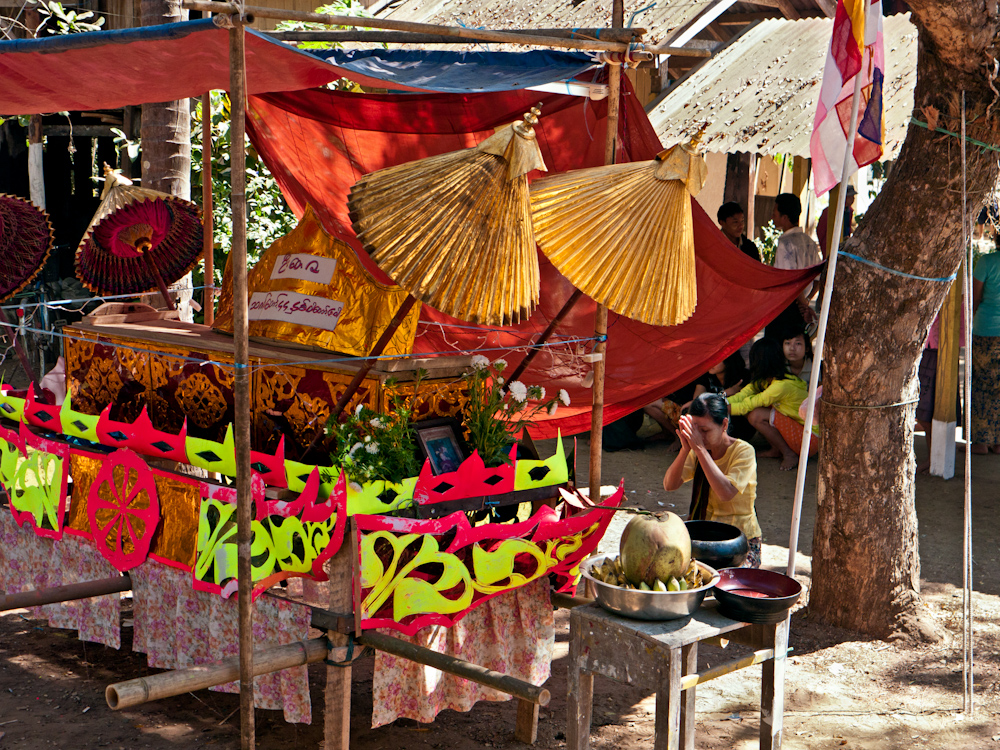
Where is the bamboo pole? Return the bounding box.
[181,0,642,53]
[106,637,337,710]
[227,16,255,749]
[202,91,215,326]
[588,0,623,505]
[357,631,551,706]
[0,575,131,612]
[264,27,646,44]
[679,647,788,691]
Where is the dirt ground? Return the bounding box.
[2,428,1000,749]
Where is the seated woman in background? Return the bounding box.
[781,327,813,383]
[662,393,762,568]
[691,352,755,442]
[729,338,818,471]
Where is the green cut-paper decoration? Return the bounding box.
[61,395,100,443]
[186,425,237,476]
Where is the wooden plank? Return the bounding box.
[679,643,698,750]
[324,542,354,750]
[760,620,789,750]
[572,603,751,652]
[566,627,595,750]
[515,699,541,744]
[654,647,682,750]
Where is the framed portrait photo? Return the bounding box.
[414,420,467,475]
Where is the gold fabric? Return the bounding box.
[348,111,545,326]
[214,205,420,357]
[66,452,200,569]
[530,148,704,327]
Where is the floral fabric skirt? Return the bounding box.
[972,335,1000,445]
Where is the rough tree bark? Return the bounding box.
[811,1,1000,639]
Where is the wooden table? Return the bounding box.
[567,602,789,750]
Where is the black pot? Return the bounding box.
[685,520,749,569]
[714,568,802,624]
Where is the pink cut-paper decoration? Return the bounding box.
[251,435,287,488]
[87,448,161,571]
[131,407,188,463]
[23,383,62,432]
[95,404,137,451]
[413,445,518,506]
[354,481,624,635]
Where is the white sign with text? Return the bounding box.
[269,253,337,284]
[249,291,345,331]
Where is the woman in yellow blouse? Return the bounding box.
[663,393,762,568]
[729,338,817,472]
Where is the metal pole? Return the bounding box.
[786,0,869,578]
[228,15,255,749]
[588,0,623,504]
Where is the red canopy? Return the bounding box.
[247,79,819,438]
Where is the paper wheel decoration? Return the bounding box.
[0,193,54,302]
[348,108,546,326]
[87,448,160,571]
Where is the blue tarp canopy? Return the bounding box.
[317,49,598,93]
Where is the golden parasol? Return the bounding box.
[348,107,546,327]
[530,141,708,327]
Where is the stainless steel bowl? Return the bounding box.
[581,554,720,621]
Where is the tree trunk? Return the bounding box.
[811,3,1000,639]
[140,0,193,319]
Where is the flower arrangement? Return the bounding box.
[325,374,423,486]
[462,355,570,468]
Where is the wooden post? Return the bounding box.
[202,91,215,325]
[227,16,255,750]
[324,542,354,750]
[931,271,962,478]
[588,0,624,504]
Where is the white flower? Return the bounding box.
[536,386,546,400]
[559,389,571,406]
[349,442,364,457]
[364,435,371,443]
[355,403,364,416]
[366,442,379,454]
[508,380,528,402]
[494,358,508,371]
[348,481,363,494]
[547,402,559,416]
[471,354,489,370]
[370,417,384,429]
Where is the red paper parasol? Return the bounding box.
[0,193,54,302]
[76,166,203,309]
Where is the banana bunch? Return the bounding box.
[588,556,707,591]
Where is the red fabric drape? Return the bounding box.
[246,78,820,438]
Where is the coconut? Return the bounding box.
[619,512,692,586]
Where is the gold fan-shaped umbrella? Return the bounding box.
[348,108,547,326]
[530,141,708,327]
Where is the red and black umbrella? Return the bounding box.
[76,167,203,310]
[0,193,54,302]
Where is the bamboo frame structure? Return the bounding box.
[264,27,647,44]
[181,1,644,53]
[202,90,215,326]
[0,575,132,612]
[226,16,255,749]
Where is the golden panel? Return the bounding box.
[214,205,420,357]
[381,377,469,422]
[64,328,150,421]
[147,344,234,441]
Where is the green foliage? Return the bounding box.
[275,0,374,50]
[462,356,569,468]
[325,375,424,485]
[757,220,782,266]
[190,92,297,290]
[29,0,105,34]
